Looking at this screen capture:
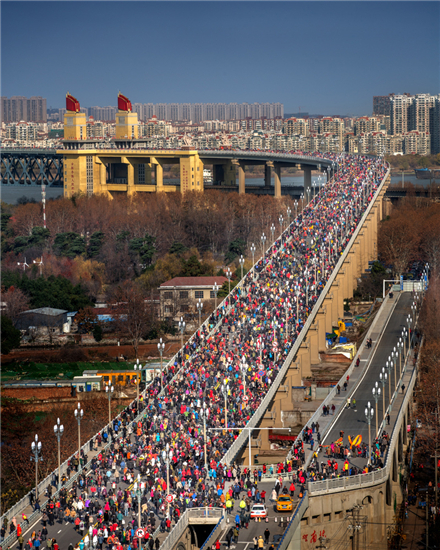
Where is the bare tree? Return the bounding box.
[1,287,30,327]
[111,281,154,358]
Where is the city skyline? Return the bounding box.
[1,1,439,116]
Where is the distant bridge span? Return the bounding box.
[1,147,336,199]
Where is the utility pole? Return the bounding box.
[349,505,362,550]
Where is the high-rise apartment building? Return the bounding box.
[390,94,413,135]
[1,95,47,122]
[408,94,433,134]
[373,95,393,116]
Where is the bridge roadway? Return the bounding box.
[6,291,417,550]
[2,153,388,550]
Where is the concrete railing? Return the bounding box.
[275,492,309,550]
[158,508,224,550]
[307,336,421,496]
[220,166,390,467]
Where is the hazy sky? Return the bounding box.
[2,1,439,115]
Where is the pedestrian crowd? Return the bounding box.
[2,153,387,550]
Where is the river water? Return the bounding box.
[0,174,434,205]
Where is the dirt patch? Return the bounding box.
[2,342,182,365]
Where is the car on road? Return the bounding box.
[276,495,293,512]
[250,504,267,519]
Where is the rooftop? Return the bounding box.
[160,276,228,288]
[20,307,68,316]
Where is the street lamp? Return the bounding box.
[365,402,374,466]
[201,403,209,471]
[240,356,248,396]
[213,282,219,310]
[133,474,144,530]
[74,403,83,471]
[221,382,230,430]
[372,385,381,437]
[294,199,298,218]
[225,267,232,295]
[407,316,412,349]
[279,214,284,244]
[300,193,304,210]
[327,165,331,182]
[250,243,256,268]
[53,419,64,491]
[238,255,245,280]
[157,337,165,386]
[196,299,203,326]
[386,360,393,398]
[285,299,290,337]
[379,370,387,422]
[105,385,114,430]
[270,223,276,245]
[162,444,173,519]
[261,233,267,261]
[134,358,142,410]
[30,435,43,503]
[286,206,291,227]
[397,339,404,377]
[402,328,407,356]
[392,350,398,390]
[178,316,186,353]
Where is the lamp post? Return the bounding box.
[74,403,83,471]
[397,339,403,377]
[240,356,248,396]
[133,474,144,530]
[53,418,64,491]
[327,165,331,182]
[213,282,219,310]
[157,338,165,386]
[250,243,256,268]
[279,214,284,244]
[162,444,173,519]
[221,382,230,430]
[270,223,276,245]
[385,360,393,399]
[392,350,397,390]
[365,402,374,466]
[300,193,304,210]
[134,358,142,410]
[379,370,387,421]
[178,316,186,353]
[201,403,209,471]
[294,200,298,218]
[30,435,43,503]
[196,299,203,326]
[261,233,267,261]
[402,328,407,356]
[286,206,291,227]
[372,385,381,437]
[407,316,412,349]
[239,255,245,280]
[225,267,232,295]
[105,384,114,428]
[285,299,290,337]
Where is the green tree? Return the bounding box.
[1,272,92,311]
[54,232,86,258]
[129,234,156,268]
[92,324,103,342]
[11,226,50,255]
[87,231,105,258]
[169,242,187,256]
[225,239,246,263]
[1,316,21,354]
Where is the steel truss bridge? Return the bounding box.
[1,149,63,186]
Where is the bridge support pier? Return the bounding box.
[237,162,246,194]
[265,163,272,188]
[274,164,281,199]
[304,165,312,203]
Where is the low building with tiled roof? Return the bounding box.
[159,276,227,320]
